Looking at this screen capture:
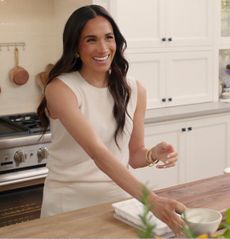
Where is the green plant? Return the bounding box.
[138,186,155,238]
[221,208,230,238]
[182,222,196,238]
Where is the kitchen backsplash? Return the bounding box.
[0,0,89,116]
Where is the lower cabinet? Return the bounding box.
[131,113,230,190]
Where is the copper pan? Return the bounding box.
[9,47,29,85]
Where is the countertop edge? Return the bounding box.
[144,102,230,124]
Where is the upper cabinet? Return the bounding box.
[163,0,213,48]
[111,0,214,50]
[95,0,217,109]
[128,50,213,108]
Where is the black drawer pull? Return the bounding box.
[162,98,166,102]
[161,37,166,42]
[181,128,186,132]
[168,37,172,41]
[188,127,192,131]
[1,161,13,166]
[168,97,172,102]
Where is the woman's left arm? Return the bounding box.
[128,80,178,169]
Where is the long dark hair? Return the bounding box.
[37,5,130,147]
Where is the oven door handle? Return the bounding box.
[0,167,48,189]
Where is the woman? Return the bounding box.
[37,4,185,235]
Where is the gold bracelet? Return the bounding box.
[150,147,159,165]
[146,149,153,166]
[146,148,159,167]
[145,149,150,164]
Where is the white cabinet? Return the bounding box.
[95,0,217,109]
[128,51,214,108]
[162,0,213,48]
[127,53,164,108]
[132,114,230,189]
[112,0,213,49]
[182,115,230,182]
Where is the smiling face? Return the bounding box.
[78,16,116,81]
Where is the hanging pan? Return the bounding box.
[9,47,29,85]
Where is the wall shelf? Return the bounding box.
[0,42,25,50]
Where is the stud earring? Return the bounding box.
[75,52,80,59]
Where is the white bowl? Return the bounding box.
[224,167,230,174]
[182,208,222,235]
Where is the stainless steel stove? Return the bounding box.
[0,112,51,189]
[0,112,51,227]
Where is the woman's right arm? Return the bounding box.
[45,79,185,235]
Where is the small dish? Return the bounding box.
[224,167,230,174]
[182,208,222,235]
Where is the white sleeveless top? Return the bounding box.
[41,71,137,217]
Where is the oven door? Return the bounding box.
[0,168,47,227]
[0,184,44,227]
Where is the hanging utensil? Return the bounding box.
[35,63,53,92]
[9,47,29,85]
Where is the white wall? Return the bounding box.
[54,0,91,40]
[0,0,89,116]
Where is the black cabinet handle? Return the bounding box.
[188,127,192,131]
[162,98,166,102]
[161,37,166,42]
[168,97,172,102]
[181,128,186,132]
[168,37,172,41]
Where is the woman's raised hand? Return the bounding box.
[152,142,178,168]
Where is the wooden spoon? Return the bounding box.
[35,63,54,92]
[9,47,29,85]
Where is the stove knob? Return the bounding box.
[14,151,25,165]
[37,147,48,162]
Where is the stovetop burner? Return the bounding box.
[0,113,48,137]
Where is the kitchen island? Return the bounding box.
[0,174,230,238]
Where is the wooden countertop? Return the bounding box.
[0,174,230,238]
